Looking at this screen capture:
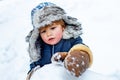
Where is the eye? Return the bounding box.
[40,30,46,33]
[51,27,56,30]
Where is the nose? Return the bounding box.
[46,30,52,37]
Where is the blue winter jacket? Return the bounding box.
[30,36,83,70]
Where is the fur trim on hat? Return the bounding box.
[26,2,83,62]
[63,16,82,39]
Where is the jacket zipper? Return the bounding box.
[52,45,54,55]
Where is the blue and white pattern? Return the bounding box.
[31,2,56,28]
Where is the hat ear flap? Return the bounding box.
[26,30,34,42]
[62,16,82,39]
[26,29,41,62]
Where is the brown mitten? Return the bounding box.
[51,52,68,64]
[64,44,93,77]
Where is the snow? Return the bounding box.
[0,0,120,80]
[30,63,119,80]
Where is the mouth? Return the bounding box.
[48,38,55,41]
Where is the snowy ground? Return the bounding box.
[0,0,120,80]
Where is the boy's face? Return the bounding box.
[39,23,64,45]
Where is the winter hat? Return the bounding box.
[31,2,66,29]
[30,2,82,39]
[26,2,83,62]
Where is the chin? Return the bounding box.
[49,43,57,45]
[47,41,59,45]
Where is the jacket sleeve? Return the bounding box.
[71,36,84,46]
[29,58,45,70]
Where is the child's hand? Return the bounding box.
[51,52,68,64]
[64,50,90,77]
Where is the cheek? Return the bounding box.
[40,34,47,41]
[55,30,63,39]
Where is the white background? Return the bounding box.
[0,0,120,80]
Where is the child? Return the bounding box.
[26,2,93,78]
